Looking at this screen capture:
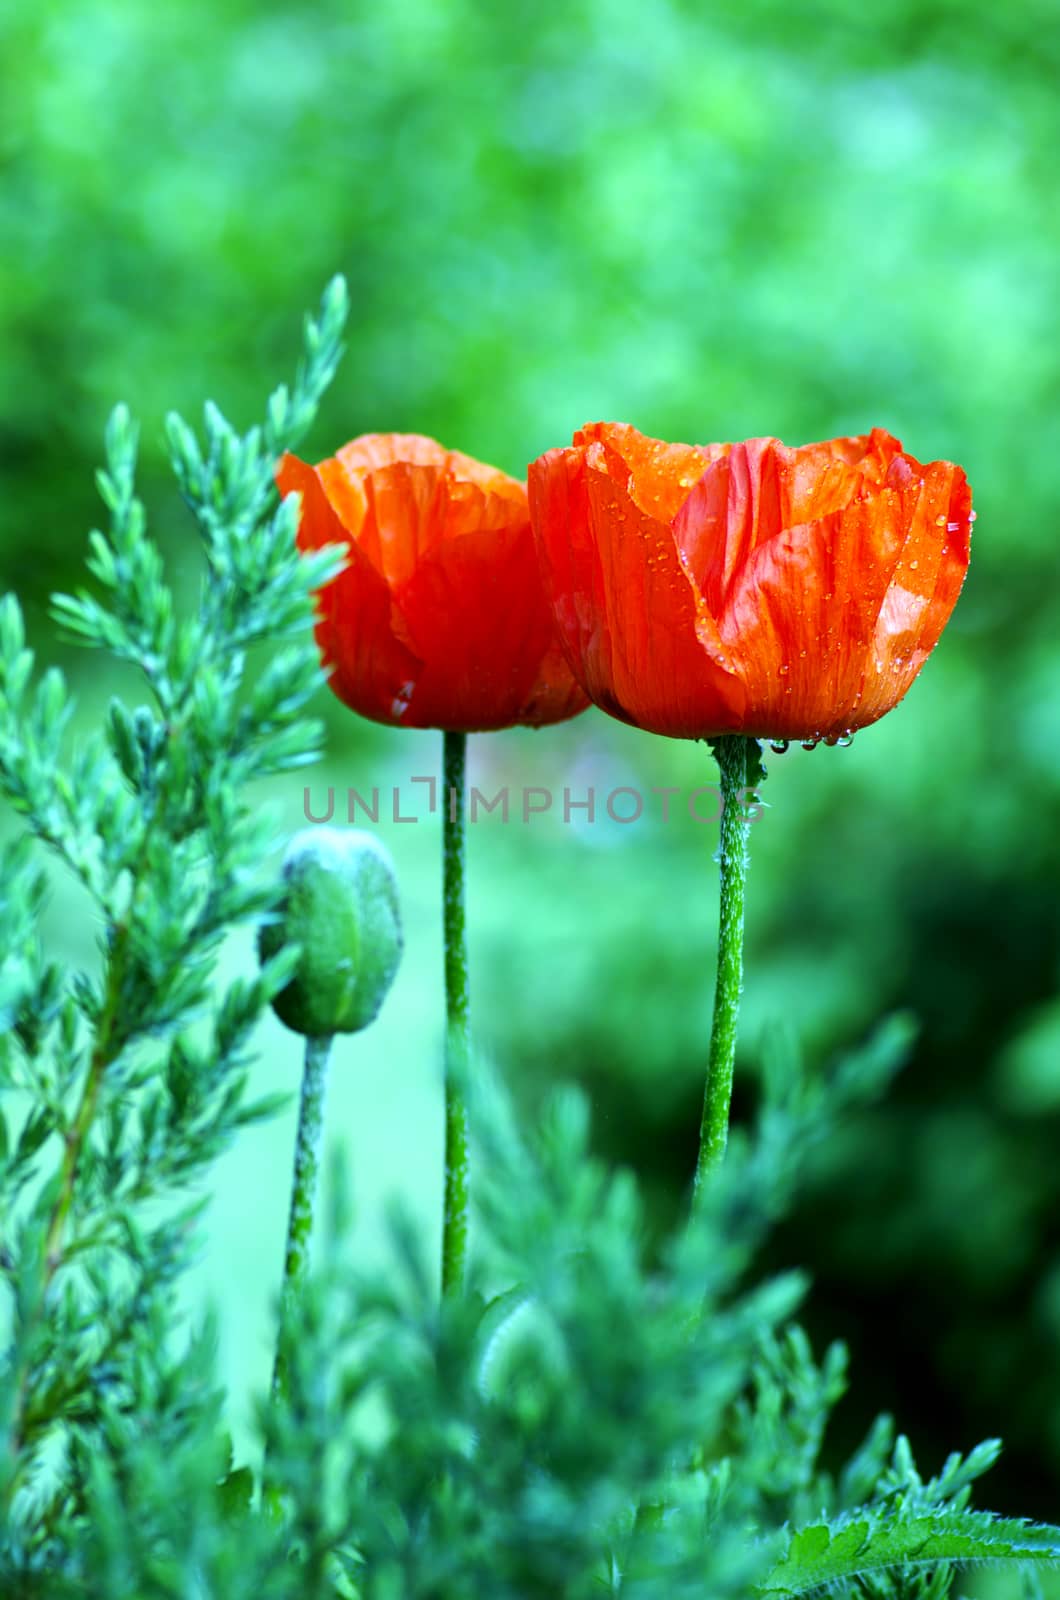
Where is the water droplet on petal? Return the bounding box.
[778,664,790,676]
[769,739,790,754]
[801,738,820,751]
[391,681,415,716]
[838,732,855,748]
[935,513,947,526]
[968,509,978,522]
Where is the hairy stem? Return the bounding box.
[693,735,755,1202]
[271,1033,332,1405]
[441,729,470,1296]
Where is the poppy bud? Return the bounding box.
[259,827,402,1038]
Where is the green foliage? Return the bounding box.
[12,1025,1053,1598]
[0,279,347,1565]
[281,1049,1059,1599]
[4,0,1060,1517]
[765,1508,1060,1599]
[1,284,1055,1598]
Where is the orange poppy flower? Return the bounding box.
[277,434,589,732]
[528,422,973,743]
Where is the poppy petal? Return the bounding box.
[277,451,424,722]
[528,423,972,741]
[281,437,588,732]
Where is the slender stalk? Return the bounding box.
[693,735,755,1202]
[441,729,470,1295]
[3,886,142,1505]
[270,1033,332,1405]
[44,927,129,1273]
[41,808,158,1281]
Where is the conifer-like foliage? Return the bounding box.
[0,280,346,1578]
[1,285,1058,1595]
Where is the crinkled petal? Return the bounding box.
[854,457,972,726]
[282,440,587,731]
[674,430,905,615]
[714,493,908,736]
[532,423,972,742]
[276,452,423,723]
[530,439,746,736]
[700,447,971,737]
[391,512,586,731]
[576,421,728,524]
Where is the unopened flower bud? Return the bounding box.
[259,827,402,1038]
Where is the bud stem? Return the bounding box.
[441,729,470,1295]
[271,1032,332,1404]
[693,735,754,1202]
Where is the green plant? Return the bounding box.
[0,283,1056,1597]
[0,278,346,1558]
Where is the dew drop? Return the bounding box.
[769,739,790,754]
[908,559,919,569]
[935,513,947,526]
[801,737,820,751]
[778,663,790,676]
[838,732,855,748]
[968,509,978,522]
[391,681,415,717]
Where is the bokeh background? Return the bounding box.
[4,0,1060,1555]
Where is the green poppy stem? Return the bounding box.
[441,729,470,1295]
[693,735,756,1203]
[271,1032,332,1404]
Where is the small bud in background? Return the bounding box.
[259,827,402,1038]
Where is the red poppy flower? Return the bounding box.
[528,422,973,742]
[277,434,589,732]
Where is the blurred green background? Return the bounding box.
[4,0,1060,1547]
